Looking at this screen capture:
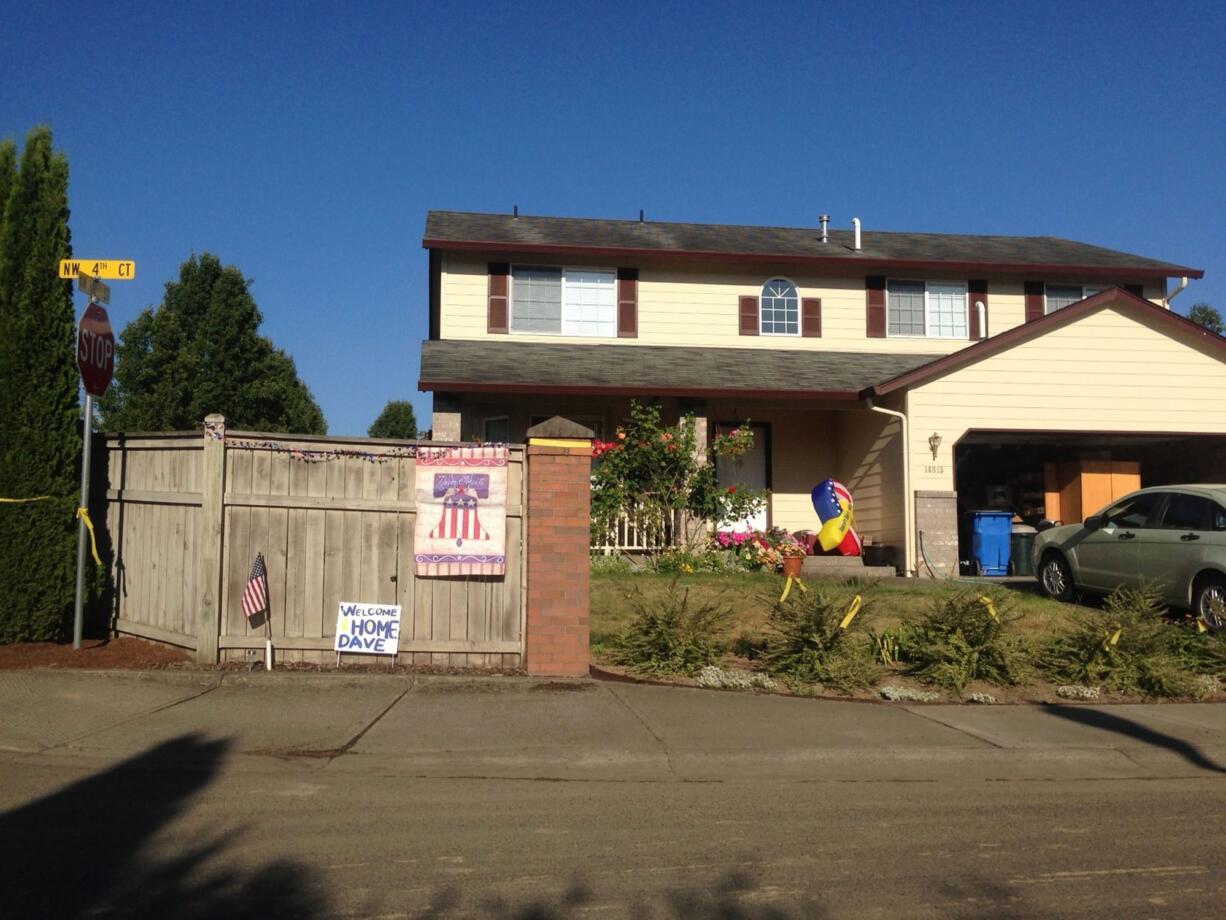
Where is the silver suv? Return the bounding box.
[1033,485,1226,625]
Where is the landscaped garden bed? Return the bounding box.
[590,564,1226,704]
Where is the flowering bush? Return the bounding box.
[738,534,782,571]
[776,535,807,559]
[590,401,765,551]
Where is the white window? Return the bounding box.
[510,266,616,337]
[887,280,967,339]
[1045,284,1105,315]
[759,278,799,335]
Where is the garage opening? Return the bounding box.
[953,431,1226,573]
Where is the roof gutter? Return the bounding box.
[417,379,863,400]
[1164,276,1189,310]
[420,238,1202,280]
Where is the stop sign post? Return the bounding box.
[71,294,116,650]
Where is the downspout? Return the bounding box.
[1163,276,1188,310]
[865,396,914,577]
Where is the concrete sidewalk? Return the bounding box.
[1,669,1224,783]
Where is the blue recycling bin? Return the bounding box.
[970,511,1012,577]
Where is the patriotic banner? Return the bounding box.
[414,445,508,576]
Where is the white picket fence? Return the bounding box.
[591,507,675,555]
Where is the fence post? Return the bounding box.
[196,414,226,663]
[525,416,593,677]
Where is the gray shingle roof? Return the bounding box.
[419,340,942,396]
[423,211,1200,276]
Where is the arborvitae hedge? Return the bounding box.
[0,127,83,641]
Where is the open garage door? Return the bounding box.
[953,431,1226,573]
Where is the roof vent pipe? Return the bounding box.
[639,209,645,223]
[818,214,830,244]
[852,217,862,251]
[513,205,519,218]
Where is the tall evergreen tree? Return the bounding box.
[368,400,417,439]
[0,126,82,642]
[99,253,326,434]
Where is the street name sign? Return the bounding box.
[76,273,111,305]
[59,259,136,280]
[77,302,115,397]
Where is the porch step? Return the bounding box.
[801,555,897,580]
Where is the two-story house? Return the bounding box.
[417,210,1224,576]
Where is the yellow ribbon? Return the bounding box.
[1197,619,1209,634]
[839,594,863,630]
[978,595,1000,622]
[76,507,102,566]
[779,574,808,603]
[0,496,53,503]
[1103,627,1122,649]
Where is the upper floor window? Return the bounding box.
[510,266,616,337]
[759,278,799,335]
[887,280,967,338]
[1045,283,1105,315]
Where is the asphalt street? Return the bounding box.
[0,670,1223,918]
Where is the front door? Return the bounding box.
[715,423,769,532]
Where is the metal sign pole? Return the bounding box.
[72,390,94,650]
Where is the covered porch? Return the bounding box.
[419,339,935,572]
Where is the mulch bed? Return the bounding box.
[0,637,192,670]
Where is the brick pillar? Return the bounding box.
[525,417,594,677]
[915,490,959,578]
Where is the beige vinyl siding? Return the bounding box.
[907,304,1226,494]
[440,255,1165,352]
[835,411,906,550]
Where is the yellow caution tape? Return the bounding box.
[978,595,1000,622]
[76,507,102,566]
[0,496,53,503]
[839,594,863,630]
[778,574,808,603]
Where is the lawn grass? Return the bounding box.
[590,568,1080,665]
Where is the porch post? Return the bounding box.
[431,392,462,442]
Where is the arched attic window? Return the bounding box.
[760,278,799,335]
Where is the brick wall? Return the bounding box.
[915,490,958,578]
[525,443,591,676]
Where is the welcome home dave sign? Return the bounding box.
[333,602,401,658]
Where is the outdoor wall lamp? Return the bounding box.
[928,432,942,460]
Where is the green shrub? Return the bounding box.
[905,591,1028,694]
[1040,584,1201,698]
[651,547,746,575]
[612,578,731,676]
[589,553,636,575]
[760,589,879,692]
[867,627,907,666]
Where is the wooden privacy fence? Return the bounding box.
[103,415,525,667]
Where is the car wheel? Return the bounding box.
[1194,576,1226,629]
[1039,553,1076,602]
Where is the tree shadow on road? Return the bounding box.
[1039,702,1226,773]
[0,733,327,918]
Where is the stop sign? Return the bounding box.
[77,302,115,397]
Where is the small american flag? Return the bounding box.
[242,553,269,619]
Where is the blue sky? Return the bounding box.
[3,0,1223,435]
